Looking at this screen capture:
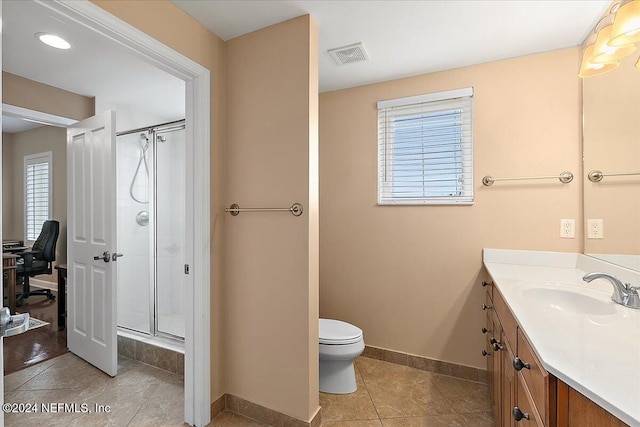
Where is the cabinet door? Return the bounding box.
[501,332,516,427]
[488,314,502,426]
[557,381,627,427]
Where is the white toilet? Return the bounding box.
[319,318,364,394]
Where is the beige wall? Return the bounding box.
[2,126,67,282]
[2,72,94,120]
[226,15,319,422]
[319,47,583,370]
[92,0,228,402]
[583,54,640,256]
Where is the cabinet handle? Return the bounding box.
[490,337,498,344]
[492,342,504,351]
[482,350,490,356]
[482,281,490,287]
[513,407,530,421]
[481,327,489,334]
[482,304,492,310]
[513,357,531,371]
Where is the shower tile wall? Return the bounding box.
[117,133,151,333]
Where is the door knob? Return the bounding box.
[111,253,124,262]
[513,357,531,371]
[513,407,530,421]
[94,251,111,262]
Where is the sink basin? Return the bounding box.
[522,287,617,316]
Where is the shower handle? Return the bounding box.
[94,251,111,262]
[112,253,124,262]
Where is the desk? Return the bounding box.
[3,253,19,314]
[55,264,67,330]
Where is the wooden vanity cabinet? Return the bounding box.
[556,382,627,427]
[482,280,628,427]
[483,281,554,427]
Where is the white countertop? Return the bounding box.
[483,249,640,427]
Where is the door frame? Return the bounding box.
[32,1,212,425]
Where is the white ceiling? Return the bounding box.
[2,116,43,134]
[173,0,610,93]
[1,1,610,136]
[2,0,185,135]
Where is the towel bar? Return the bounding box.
[482,171,573,186]
[588,170,640,182]
[225,203,303,217]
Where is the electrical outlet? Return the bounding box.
[587,219,604,239]
[560,219,575,238]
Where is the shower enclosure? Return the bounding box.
[116,120,186,340]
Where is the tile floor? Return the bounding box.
[211,356,495,427]
[4,352,184,427]
[3,354,494,426]
[320,357,494,427]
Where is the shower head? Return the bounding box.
[157,135,167,143]
[140,133,149,141]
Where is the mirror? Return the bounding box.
[583,52,640,271]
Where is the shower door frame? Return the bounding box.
[151,121,187,342]
[39,2,212,426]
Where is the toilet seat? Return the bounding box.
[320,319,363,345]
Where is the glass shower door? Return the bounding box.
[155,126,186,338]
[116,132,152,334]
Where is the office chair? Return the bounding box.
[16,220,59,306]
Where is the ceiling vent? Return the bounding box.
[328,42,369,66]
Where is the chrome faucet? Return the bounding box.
[583,272,640,309]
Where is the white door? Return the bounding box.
[67,111,118,376]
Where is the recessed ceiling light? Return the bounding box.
[35,32,71,50]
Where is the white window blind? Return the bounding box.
[24,152,53,241]
[378,88,474,205]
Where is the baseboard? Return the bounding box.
[29,279,58,291]
[362,345,488,384]
[210,394,225,419]
[212,394,321,427]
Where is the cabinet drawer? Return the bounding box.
[517,329,555,426]
[515,376,545,427]
[492,288,517,351]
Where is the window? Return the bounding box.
[378,87,474,205]
[24,151,53,241]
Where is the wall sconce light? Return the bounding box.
[579,44,619,77]
[580,0,640,78]
[609,0,640,46]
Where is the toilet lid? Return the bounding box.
[319,319,363,345]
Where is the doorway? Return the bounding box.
[1,106,74,374]
[1,1,211,425]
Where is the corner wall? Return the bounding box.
[319,47,583,370]
[225,15,319,422]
